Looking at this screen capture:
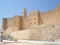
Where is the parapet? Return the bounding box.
[28,10,40,16]
[53,4,60,12]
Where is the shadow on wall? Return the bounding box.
[39,14,44,25]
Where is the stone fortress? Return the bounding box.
[2,4,60,31]
[2,4,60,41]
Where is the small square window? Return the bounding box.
[30,23,32,24]
[34,22,36,24]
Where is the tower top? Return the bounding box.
[22,8,27,17]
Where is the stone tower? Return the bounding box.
[2,18,7,30]
[22,8,27,17]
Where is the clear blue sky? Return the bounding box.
[0,0,60,29]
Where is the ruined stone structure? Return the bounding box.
[10,23,60,41]
[2,4,60,31]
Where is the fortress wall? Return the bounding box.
[2,4,60,31]
[30,23,60,41]
[40,8,60,24]
[22,17,29,29]
[28,11,39,26]
[25,17,31,29]
[28,10,43,27]
[7,16,23,31]
[10,23,60,41]
[2,18,7,30]
[11,29,31,40]
[7,18,13,29]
